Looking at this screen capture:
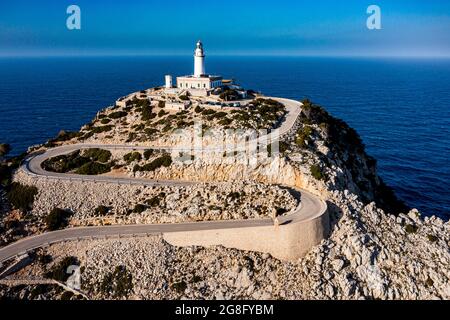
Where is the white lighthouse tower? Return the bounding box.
[172,41,223,96]
[194,40,205,77]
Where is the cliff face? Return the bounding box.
[132,99,449,299]
[3,97,449,300]
[278,101,449,299]
[297,101,409,214]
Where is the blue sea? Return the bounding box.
[0,57,449,219]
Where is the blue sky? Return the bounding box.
[0,0,449,57]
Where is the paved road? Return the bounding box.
[0,97,327,263]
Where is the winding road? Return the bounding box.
[0,97,327,264]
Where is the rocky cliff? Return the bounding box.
[1,98,448,300]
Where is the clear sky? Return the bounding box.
[0,0,449,57]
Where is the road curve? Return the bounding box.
[0,97,327,263]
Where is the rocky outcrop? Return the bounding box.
[2,96,448,300]
[13,170,297,226]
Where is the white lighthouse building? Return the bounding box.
[194,40,206,77]
[165,41,223,97]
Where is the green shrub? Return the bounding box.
[94,205,110,216]
[82,148,111,163]
[191,275,202,283]
[215,111,227,118]
[89,125,113,134]
[202,109,216,116]
[109,111,127,119]
[49,131,83,144]
[123,152,142,164]
[179,95,189,101]
[0,143,12,157]
[99,265,133,298]
[42,150,90,173]
[133,154,172,172]
[171,280,187,293]
[132,123,145,131]
[145,195,161,207]
[405,224,418,234]
[218,118,232,126]
[141,104,154,121]
[228,192,241,201]
[133,204,147,213]
[158,109,167,117]
[279,141,289,153]
[143,149,154,160]
[45,256,79,282]
[7,182,38,211]
[126,132,138,142]
[144,128,158,136]
[194,105,203,113]
[310,165,325,181]
[158,101,165,108]
[75,162,111,175]
[296,126,313,147]
[427,234,438,242]
[100,118,111,124]
[45,208,72,231]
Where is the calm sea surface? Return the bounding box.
[0,57,448,218]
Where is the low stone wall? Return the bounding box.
[164,203,329,261]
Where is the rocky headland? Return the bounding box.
[0,93,448,300]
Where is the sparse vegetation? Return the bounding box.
[143,149,154,160]
[89,125,113,134]
[158,109,168,117]
[75,161,112,175]
[144,193,165,207]
[42,150,90,173]
[171,280,187,293]
[45,208,72,231]
[123,152,142,164]
[82,148,112,163]
[43,149,113,175]
[132,204,147,213]
[141,101,153,121]
[296,126,313,147]
[427,234,438,243]
[100,118,111,124]
[109,111,128,119]
[99,265,133,298]
[7,182,38,211]
[310,164,325,181]
[405,224,418,234]
[94,205,110,216]
[133,154,172,172]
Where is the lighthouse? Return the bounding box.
[169,41,224,96]
[194,40,205,77]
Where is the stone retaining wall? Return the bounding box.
[164,201,329,261]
